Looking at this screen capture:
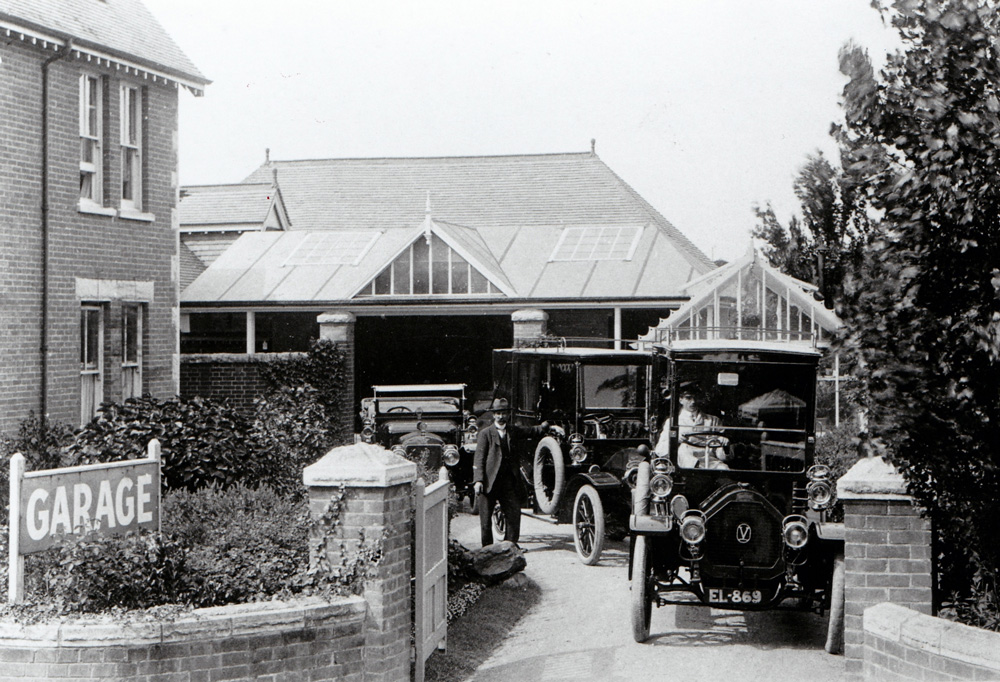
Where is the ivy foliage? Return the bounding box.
[834,0,1000,613]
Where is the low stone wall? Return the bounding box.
[864,603,1000,681]
[0,596,367,681]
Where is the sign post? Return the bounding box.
[8,453,24,603]
[7,440,162,604]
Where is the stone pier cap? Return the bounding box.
[837,456,910,501]
[303,442,417,488]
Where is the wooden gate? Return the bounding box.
[414,473,449,682]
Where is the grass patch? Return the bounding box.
[424,577,541,682]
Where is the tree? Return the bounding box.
[752,152,872,305]
[835,0,1000,610]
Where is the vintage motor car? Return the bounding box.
[359,383,478,501]
[489,344,658,565]
[628,333,845,653]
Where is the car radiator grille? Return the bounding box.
[703,500,782,570]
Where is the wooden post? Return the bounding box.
[148,439,162,534]
[8,452,25,603]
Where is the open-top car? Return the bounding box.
[629,333,845,653]
[359,383,478,501]
[490,344,658,565]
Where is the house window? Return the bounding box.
[366,235,499,296]
[121,303,143,400]
[79,75,104,205]
[120,85,143,211]
[81,305,104,424]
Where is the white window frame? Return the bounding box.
[121,303,143,400]
[368,238,498,296]
[120,84,142,212]
[79,74,104,206]
[81,304,104,424]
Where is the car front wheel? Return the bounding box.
[572,484,605,566]
[631,535,653,642]
[533,436,565,514]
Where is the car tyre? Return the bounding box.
[572,484,605,566]
[491,502,507,543]
[631,534,652,642]
[533,436,565,515]
[825,549,846,654]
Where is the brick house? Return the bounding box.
[0,0,208,432]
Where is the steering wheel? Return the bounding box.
[681,430,729,449]
[386,406,414,413]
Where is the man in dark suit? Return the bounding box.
[473,399,551,548]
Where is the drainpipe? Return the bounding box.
[40,38,74,423]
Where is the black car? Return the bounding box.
[490,345,658,565]
[359,383,478,501]
[629,336,845,653]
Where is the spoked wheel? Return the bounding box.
[825,549,846,654]
[533,437,565,514]
[631,535,653,642]
[491,502,507,543]
[572,485,606,566]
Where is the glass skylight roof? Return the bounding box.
[282,231,379,267]
[549,226,643,262]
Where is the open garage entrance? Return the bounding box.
[354,314,513,412]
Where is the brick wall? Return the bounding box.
[1,38,180,434]
[179,353,305,412]
[838,457,934,680]
[863,603,1000,681]
[0,596,367,682]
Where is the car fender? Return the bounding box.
[567,469,620,492]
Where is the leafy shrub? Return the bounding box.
[164,484,311,606]
[249,386,339,497]
[258,338,350,444]
[0,415,76,525]
[3,483,383,618]
[39,531,193,613]
[64,396,256,492]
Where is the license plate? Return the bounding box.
[707,588,764,605]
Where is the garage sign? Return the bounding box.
[8,440,161,602]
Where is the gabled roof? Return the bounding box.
[0,0,208,92]
[182,152,717,305]
[180,183,290,232]
[637,248,841,348]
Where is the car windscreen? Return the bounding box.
[672,360,815,472]
[376,398,460,414]
[581,364,648,409]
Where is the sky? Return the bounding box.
[143,0,900,263]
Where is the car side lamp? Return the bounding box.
[443,444,460,467]
[568,433,587,464]
[361,418,375,444]
[806,464,835,511]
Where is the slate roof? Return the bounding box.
[179,241,205,291]
[0,0,207,86]
[180,184,282,229]
[183,152,717,305]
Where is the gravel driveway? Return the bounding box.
[451,511,846,682]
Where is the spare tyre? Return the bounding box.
[533,436,565,514]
